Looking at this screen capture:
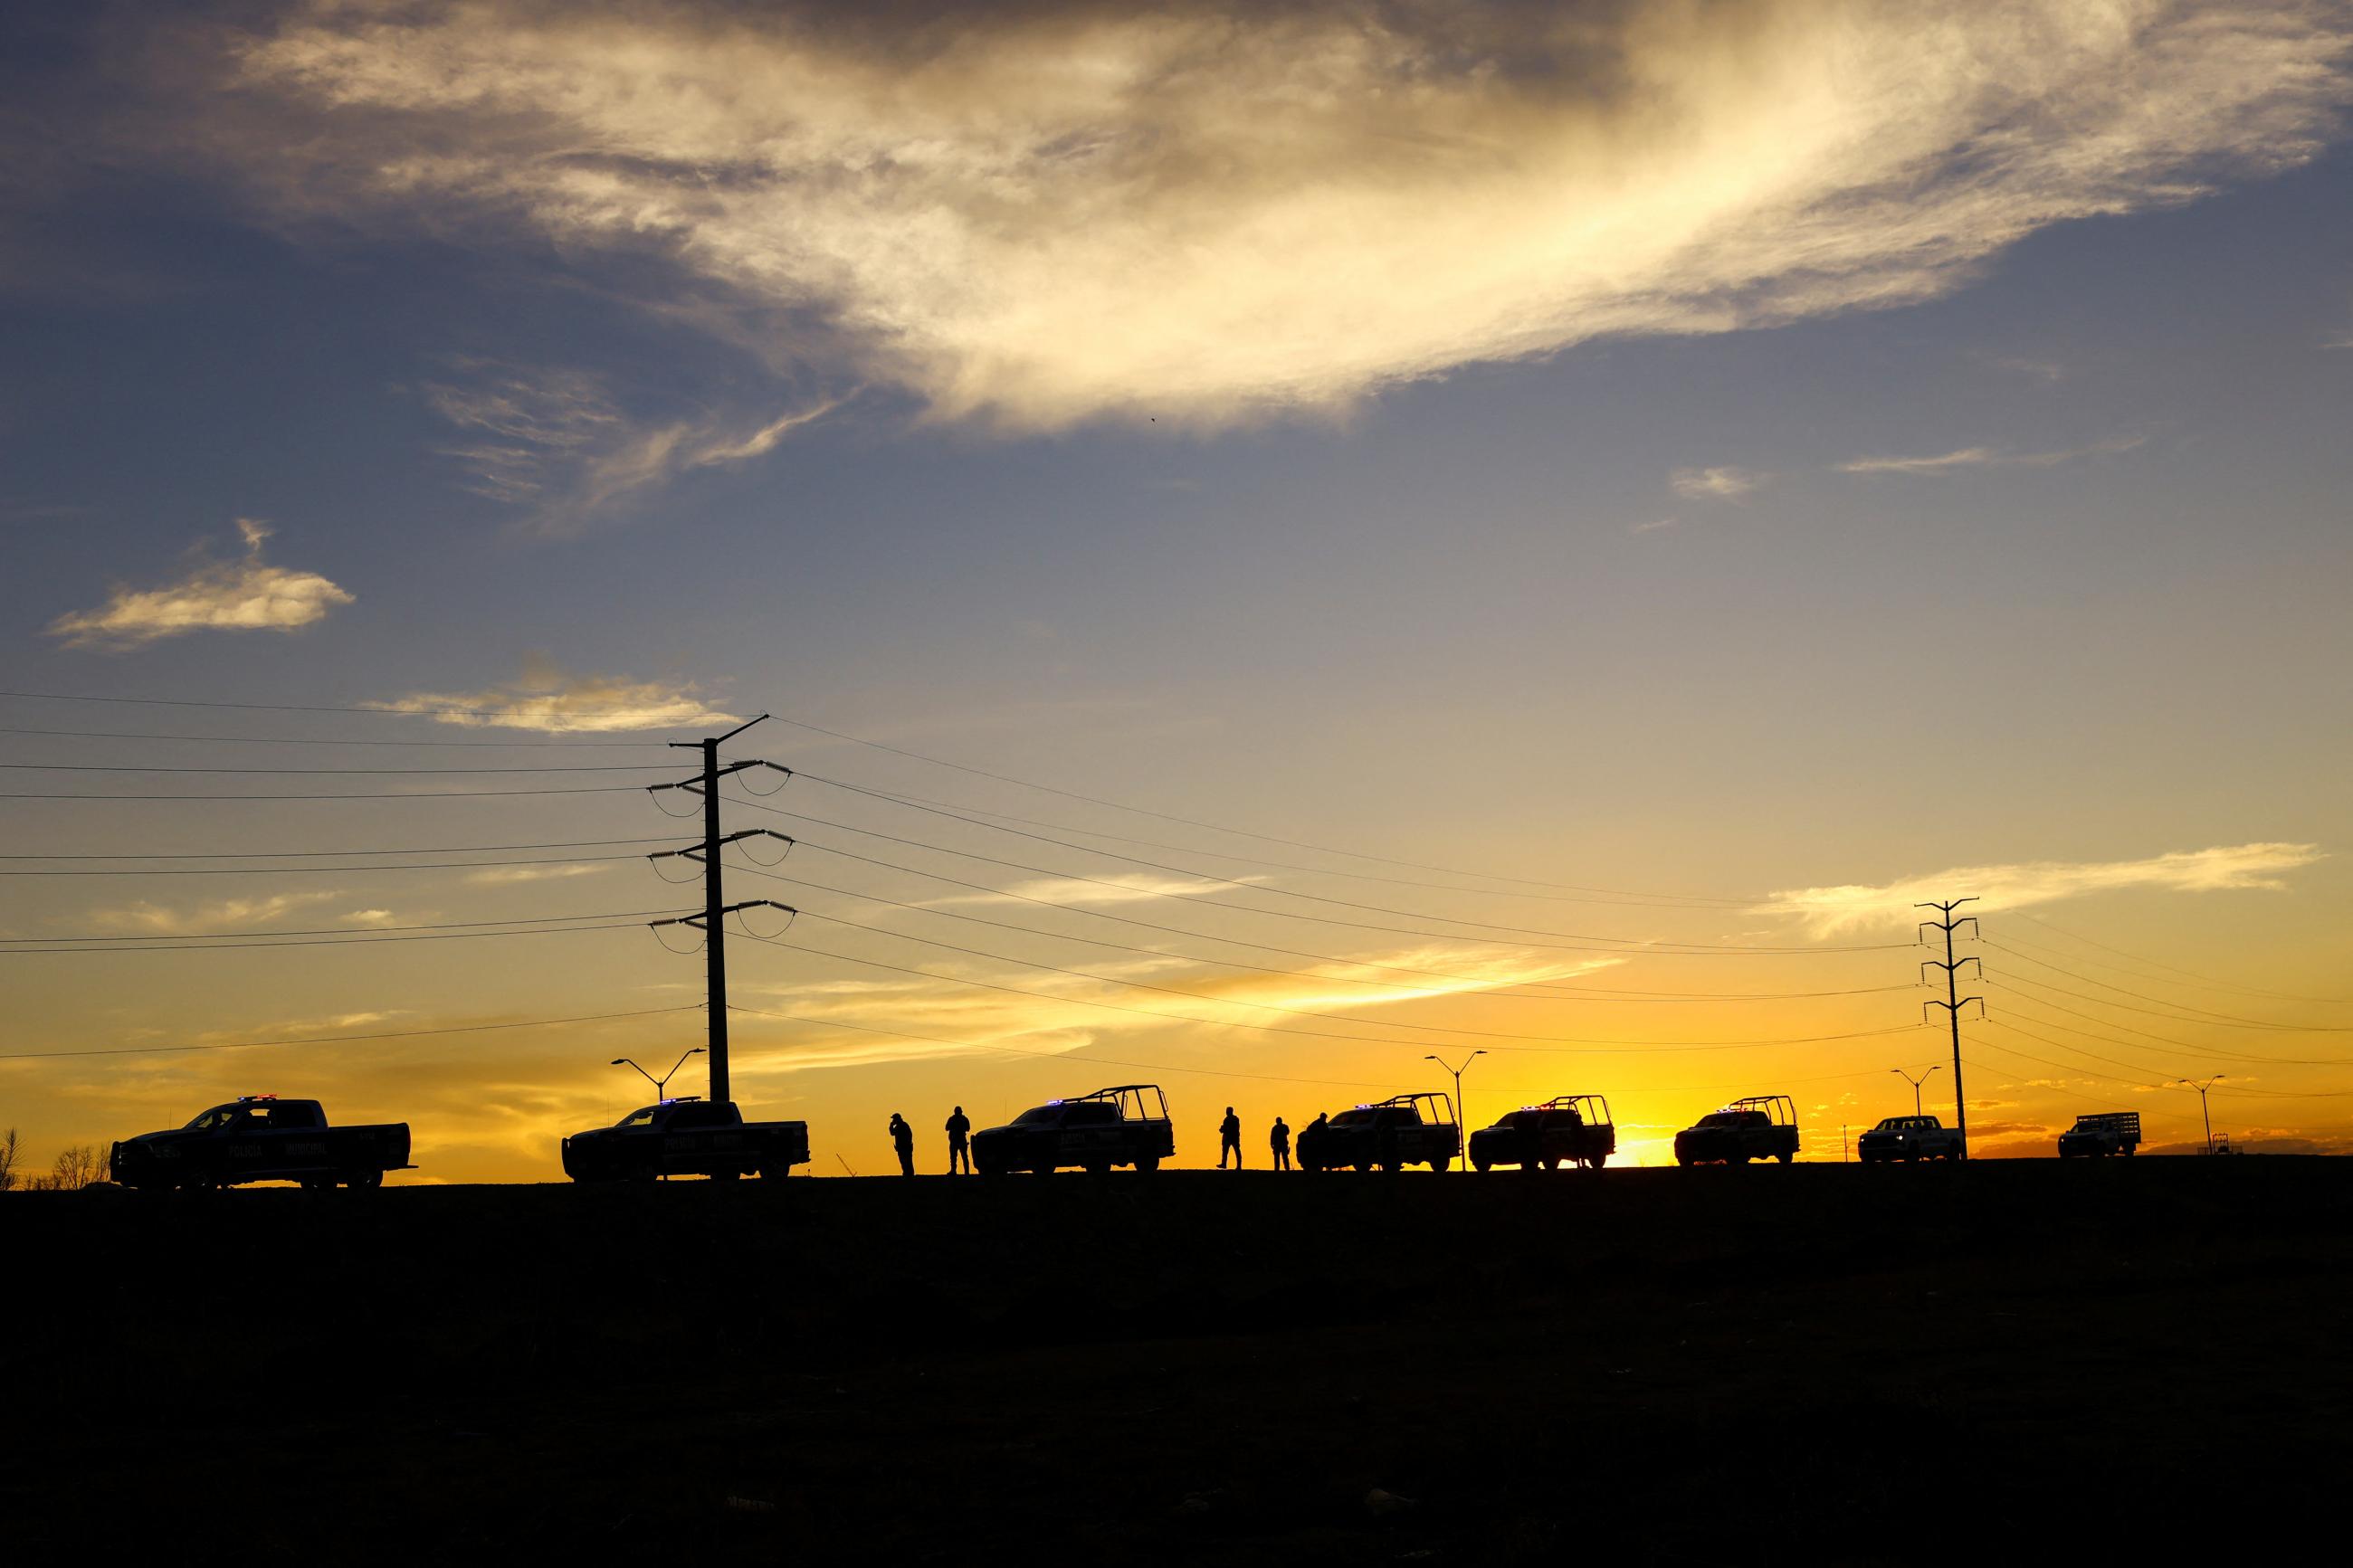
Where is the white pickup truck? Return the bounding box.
[1856,1115,1962,1163]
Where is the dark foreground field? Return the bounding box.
[9,1161,2350,1564]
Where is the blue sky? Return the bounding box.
[3,2,2350,1176]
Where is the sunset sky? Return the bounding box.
[4,0,2350,1181]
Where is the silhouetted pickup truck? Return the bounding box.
[560,1098,809,1182]
[1298,1092,1461,1173]
[1673,1094,1800,1165]
[1469,1094,1616,1172]
[1857,1115,1962,1163]
[2057,1111,2141,1158]
[973,1084,1175,1174]
[111,1096,413,1191]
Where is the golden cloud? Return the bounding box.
[1759,842,2328,936]
[202,0,2348,431]
[365,655,738,733]
[47,518,353,650]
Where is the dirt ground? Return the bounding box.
[8,1159,2348,1564]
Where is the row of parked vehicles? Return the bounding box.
[102,1089,2151,1190]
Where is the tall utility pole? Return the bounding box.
[648,715,794,1105]
[2177,1075,2226,1153]
[1916,898,1982,1160]
[1891,1064,1942,1118]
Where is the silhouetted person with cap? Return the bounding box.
[1271,1116,1291,1171]
[1219,1106,1243,1168]
[889,1113,914,1177]
[945,1105,972,1174]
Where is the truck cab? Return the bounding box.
[1297,1092,1461,1173]
[1857,1115,1962,1163]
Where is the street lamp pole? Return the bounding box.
[614,1047,707,1102]
[1892,1065,1942,1118]
[2176,1075,2225,1153]
[1424,1051,1483,1170]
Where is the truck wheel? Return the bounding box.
[1033,1164,1054,1176]
[710,1169,740,1181]
[301,1178,333,1192]
[1777,1152,1793,1164]
[1472,1157,1491,1173]
[346,1170,383,1189]
[1083,1160,1110,1176]
[1430,1155,1452,1173]
[1133,1155,1160,1173]
[1538,1156,1557,1172]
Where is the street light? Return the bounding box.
[1891,1064,1942,1118]
[2176,1075,2225,1154]
[1424,1051,1483,1170]
[613,1047,706,1102]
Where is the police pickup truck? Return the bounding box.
[2057,1110,2141,1158]
[1857,1115,1962,1163]
[110,1096,413,1191]
[1468,1094,1616,1172]
[1673,1094,1800,1165]
[560,1098,810,1182]
[1297,1092,1461,1173]
[972,1084,1175,1174]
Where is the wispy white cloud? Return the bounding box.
[1760,842,2327,936]
[1629,516,1680,535]
[366,655,738,733]
[462,863,608,886]
[46,518,353,650]
[1671,466,1767,501]
[188,0,2351,432]
[1834,434,2145,475]
[83,890,344,936]
[423,362,844,523]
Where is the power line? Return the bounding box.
[730,852,1918,1005]
[734,925,1927,1056]
[747,711,1748,904]
[784,831,1886,997]
[0,1004,701,1061]
[800,778,1750,909]
[10,908,694,943]
[794,770,1828,951]
[730,789,1905,957]
[0,689,718,724]
[0,762,678,774]
[1984,943,2353,1031]
[725,1003,1406,1091]
[2011,909,2353,1004]
[0,921,655,955]
[726,1002,1908,1098]
[0,725,672,749]
[0,852,654,876]
[0,784,650,801]
[0,836,681,861]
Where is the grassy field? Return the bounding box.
[9,1160,2347,1564]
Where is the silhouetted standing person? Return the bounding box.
[1271,1116,1291,1171]
[945,1105,972,1174]
[1219,1106,1243,1168]
[889,1113,914,1177]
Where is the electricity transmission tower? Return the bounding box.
[1917,898,1982,1160]
[648,714,795,1104]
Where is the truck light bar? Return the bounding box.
[236,1094,278,1102]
